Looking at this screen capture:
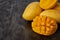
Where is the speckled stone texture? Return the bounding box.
[0,0,60,40]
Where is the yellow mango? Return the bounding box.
[40,10,60,23]
[40,0,58,9]
[22,2,42,21]
[32,16,58,36]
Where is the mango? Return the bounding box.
[32,16,58,36]
[22,2,42,21]
[40,10,60,23]
[40,0,58,9]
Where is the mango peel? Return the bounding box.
[40,10,60,23]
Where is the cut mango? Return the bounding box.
[40,10,60,23]
[40,0,58,9]
[22,2,42,21]
[32,16,58,36]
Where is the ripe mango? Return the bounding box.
[40,0,58,9]
[40,10,60,23]
[32,16,58,36]
[22,2,42,21]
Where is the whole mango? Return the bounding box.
[22,2,42,21]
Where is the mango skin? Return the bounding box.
[22,2,42,21]
[40,10,60,23]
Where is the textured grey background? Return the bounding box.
[0,0,60,40]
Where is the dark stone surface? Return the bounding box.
[0,0,60,40]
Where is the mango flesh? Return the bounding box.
[32,16,58,36]
[40,10,60,23]
[22,2,42,21]
[40,0,58,9]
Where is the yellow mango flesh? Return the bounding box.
[40,10,60,23]
[40,0,58,9]
[32,16,58,36]
[22,2,42,21]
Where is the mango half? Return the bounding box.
[32,16,58,36]
[40,10,60,23]
[40,0,58,9]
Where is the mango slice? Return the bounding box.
[32,16,58,36]
[53,3,60,10]
[40,10,60,23]
[40,0,58,9]
[22,2,42,21]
